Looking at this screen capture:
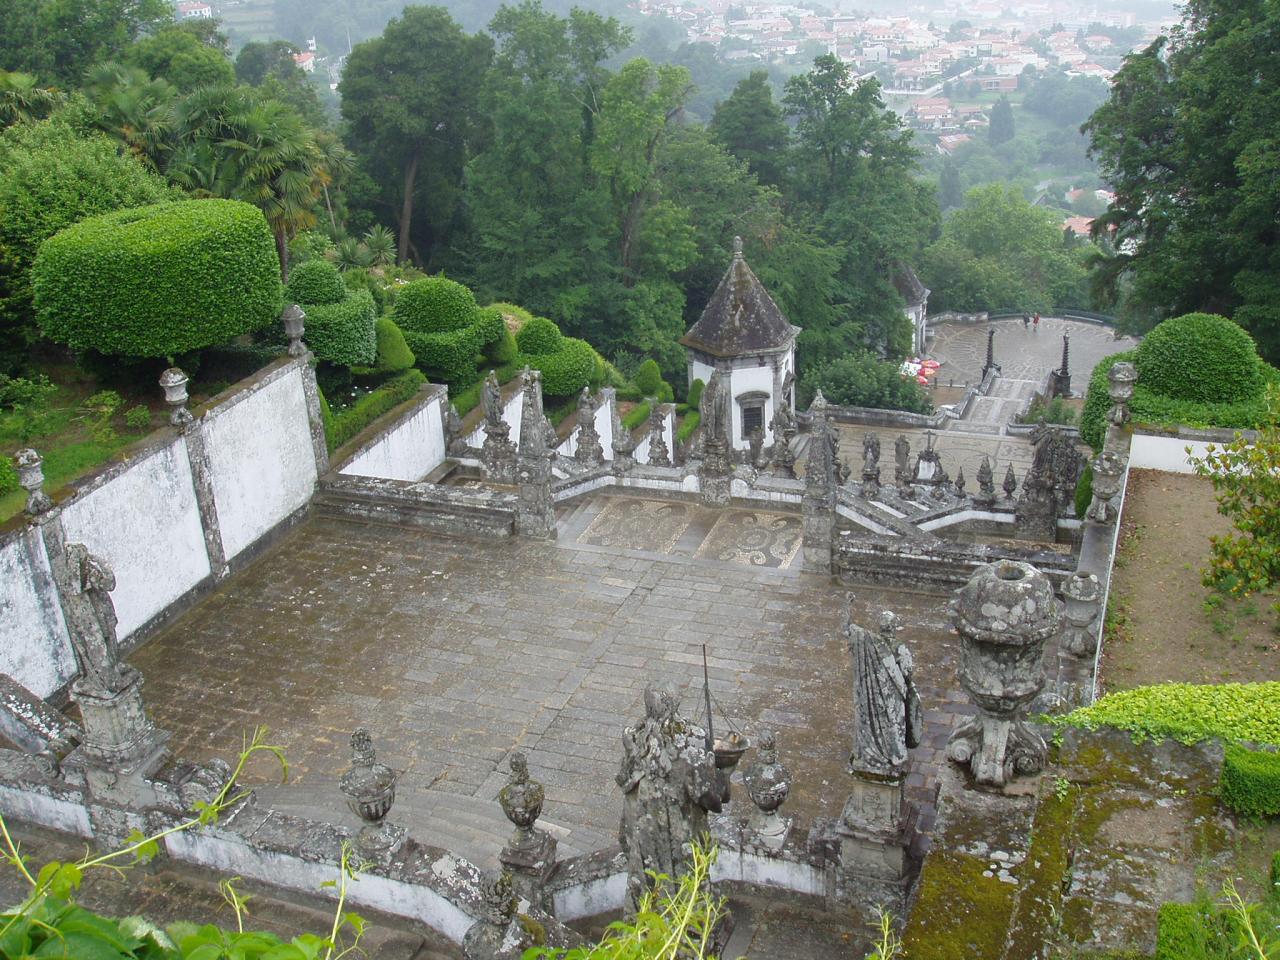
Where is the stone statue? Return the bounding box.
[444,403,468,457]
[894,434,910,495]
[63,544,132,694]
[482,370,503,425]
[844,601,922,776]
[862,433,881,480]
[770,401,797,443]
[699,371,729,446]
[617,682,721,908]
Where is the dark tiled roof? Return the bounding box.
[892,262,930,305]
[680,239,798,357]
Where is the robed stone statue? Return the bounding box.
[482,370,503,425]
[63,544,133,694]
[844,599,922,775]
[616,682,721,908]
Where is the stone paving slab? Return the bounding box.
[928,316,1139,386]
[128,499,985,870]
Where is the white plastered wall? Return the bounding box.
[0,533,75,697]
[343,397,445,482]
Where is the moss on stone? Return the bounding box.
[901,850,1018,960]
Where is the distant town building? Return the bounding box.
[176,1,213,19]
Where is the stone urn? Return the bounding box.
[339,728,401,855]
[1086,451,1125,523]
[159,367,193,427]
[1106,361,1138,426]
[946,560,1062,787]
[15,448,51,515]
[282,303,307,356]
[498,752,544,852]
[1061,570,1103,658]
[743,730,791,850]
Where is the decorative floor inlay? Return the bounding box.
[693,510,803,568]
[576,498,693,554]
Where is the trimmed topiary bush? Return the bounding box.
[33,199,281,358]
[1136,313,1264,404]
[526,336,596,397]
[622,402,652,431]
[393,276,478,333]
[1220,745,1280,818]
[677,411,701,444]
[285,259,346,306]
[403,327,484,386]
[635,359,664,397]
[366,317,415,374]
[687,378,705,409]
[516,316,564,355]
[487,326,518,365]
[302,290,377,367]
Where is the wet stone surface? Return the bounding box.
[128,493,980,867]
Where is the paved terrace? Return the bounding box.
[129,492,975,871]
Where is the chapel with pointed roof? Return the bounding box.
[679,237,800,451]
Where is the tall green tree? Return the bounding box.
[988,95,1014,145]
[783,55,937,360]
[124,23,235,91]
[340,6,492,267]
[938,158,962,211]
[0,71,65,128]
[1084,0,1280,360]
[0,0,172,84]
[708,70,788,187]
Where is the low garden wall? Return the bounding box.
[331,383,449,482]
[1128,424,1255,474]
[0,355,327,700]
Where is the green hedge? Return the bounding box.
[303,289,376,367]
[1053,682,1280,746]
[1135,313,1264,404]
[1081,351,1280,450]
[285,259,346,306]
[487,326,518,365]
[353,316,415,379]
[404,327,484,386]
[516,316,563,354]
[522,336,595,397]
[1220,745,1280,818]
[0,456,17,496]
[677,411,700,444]
[393,276,478,333]
[687,378,705,409]
[1074,463,1093,518]
[622,401,651,431]
[635,359,663,395]
[1155,903,1217,960]
[33,199,281,358]
[325,369,426,452]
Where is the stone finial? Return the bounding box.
[1061,570,1103,657]
[1059,334,1070,377]
[743,729,792,851]
[498,751,544,851]
[947,561,1062,787]
[463,870,530,960]
[732,235,744,261]
[1002,463,1018,500]
[954,465,966,497]
[975,455,995,506]
[339,728,404,857]
[159,367,193,428]
[282,303,307,356]
[15,449,52,516]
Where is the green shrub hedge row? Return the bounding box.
[303,289,377,367]
[1053,682,1280,746]
[1074,463,1093,519]
[1220,744,1280,818]
[33,199,282,358]
[324,369,426,452]
[687,378,705,409]
[356,317,415,376]
[285,259,346,306]
[677,411,700,444]
[1081,352,1280,450]
[622,401,651,431]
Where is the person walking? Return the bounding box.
[1033,312,1040,332]
[1022,313,1030,330]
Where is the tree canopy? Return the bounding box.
[1084,0,1280,361]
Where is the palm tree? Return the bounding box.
[362,225,397,266]
[334,237,374,271]
[313,131,356,234]
[0,70,65,127]
[82,63,176,169]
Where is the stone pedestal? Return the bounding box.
[72,671,168,776]
[827,768,912,912]
[699,438,731,506]
[516,458,556,539]
[500,830,558,915]
[481,423,517,485]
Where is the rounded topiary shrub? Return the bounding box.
[634,358,663,396]
[285,259,347,306]
[304,289,377,367]
[368,316,415,374]
[393,276,478,333]
[530,336,596,397]
[1135,312,1263,404]
[515,316,563,355]
[32,199,281,358]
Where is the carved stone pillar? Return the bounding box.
[515,370,556,539]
